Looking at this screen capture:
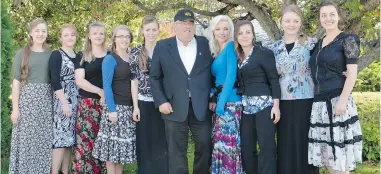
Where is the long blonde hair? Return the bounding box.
[110,25,133,53]
[208,15,234,57]
[280,4,308,45]
[81,22,106,64]
[21,18,49,85]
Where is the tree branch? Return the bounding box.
[194,18,208,29]
[343,0,379,34]
[131,0,237,16]
[283,0,297,5]
[361,0,380,11]
[221,0,281,40]
[358,39,380,72]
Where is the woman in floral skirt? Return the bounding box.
[72,22,108,174]
[9,18,53,174]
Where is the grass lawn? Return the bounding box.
[2,143,379,174]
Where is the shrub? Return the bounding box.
[354,61,380,92]
[1,0,14,159]
[353,92,380,162]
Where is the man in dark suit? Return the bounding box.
[149,9,213,174]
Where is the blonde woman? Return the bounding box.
[207,15,243,173]
[92,25,136,174]
[269,5,318,174]
[72,22,107,174]
[9,18,53,174]
[49,24,79,174]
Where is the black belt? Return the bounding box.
[209,81,239,103]
[314,89,342,161]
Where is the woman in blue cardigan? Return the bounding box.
[208,15,243,174]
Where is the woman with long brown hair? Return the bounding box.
[49,24,79,174]
[9,18,53,174]
[72,22,107,174]
[130,15,168,174]
[234,20,281,174]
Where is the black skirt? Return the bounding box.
[136,100,168,174]
[277,98,319,174]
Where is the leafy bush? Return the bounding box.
[352,92,380,162]
[354,61,380,92]
[1,0,14,159]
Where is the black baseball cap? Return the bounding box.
[174,9,195,22]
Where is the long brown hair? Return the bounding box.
[81,22,106,65]
[21,18,49,85]
[280,4,308,45]
[110,25,133,53]
[318,0,345,30]
[138,15,159,72]
[234,20,256,64]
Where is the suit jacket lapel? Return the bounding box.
[168,37,188,74]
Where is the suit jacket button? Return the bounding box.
[188,77,191,80]
[186,89,189,93]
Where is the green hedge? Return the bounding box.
[354,61,380,92]
[1,0,14,159]
[352,92,380,162]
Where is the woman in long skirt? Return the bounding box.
[269,5,319,174]
[72,22,108,174]
[208,15,243,174]
[308,1,362,173]
[130,16,168,174]
[9,18,53,174]
[92,25,137,174]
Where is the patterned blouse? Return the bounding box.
[239,46,273,114]
[270,37,317,100]
[130,45,154,102]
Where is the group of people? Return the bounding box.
[9,0,362,174]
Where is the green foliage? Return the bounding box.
[354,61,380,92]
[9,0,144,50]
[1,0,15,159]
[319,162,380,173]
[352,92,380,163]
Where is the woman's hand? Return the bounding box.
[271,106,280,124]
[108,112,117,124]
[10,109,20,125]
[98,89,105,106]
[133,108,140,122]
[334,97,348,116]
[209,102,216,112]
[62,103,72,117]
